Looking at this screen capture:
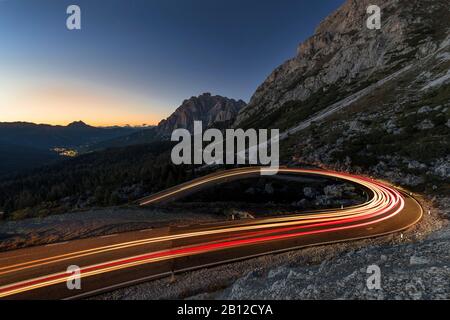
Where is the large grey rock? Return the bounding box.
[434,158,450,178]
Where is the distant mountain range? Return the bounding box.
[0,121,139,150]
[0,121,140,175]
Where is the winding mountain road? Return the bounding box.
[0,167,423,299]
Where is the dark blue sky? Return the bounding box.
[0,0,344,125]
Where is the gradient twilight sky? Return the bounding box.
[0,0,344,126]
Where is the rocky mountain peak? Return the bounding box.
[157,93,246,136]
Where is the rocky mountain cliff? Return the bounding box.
[235,0,449,130]
[232,0,449,195]
[157,93,246,136]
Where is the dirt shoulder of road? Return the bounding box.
[0,207,222,252]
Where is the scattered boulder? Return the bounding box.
[324,185,343,198]
[303,187,318,199]
[417,119,435,130]
[433,159,450,178]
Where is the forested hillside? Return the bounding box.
[0,141,191,220]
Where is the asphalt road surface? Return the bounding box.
[0,167,423,300]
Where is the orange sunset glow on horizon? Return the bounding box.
[0,84,168,127]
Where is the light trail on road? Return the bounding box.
[0,167,422,299]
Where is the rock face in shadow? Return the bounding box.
[157,93,246,136]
